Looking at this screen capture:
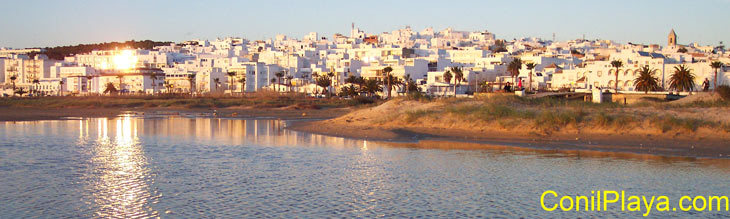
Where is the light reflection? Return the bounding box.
[88,115,158,218]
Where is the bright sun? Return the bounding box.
[112,50,138,70]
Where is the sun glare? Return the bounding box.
[112,50,138,70]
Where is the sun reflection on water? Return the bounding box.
[4,116,730,217]
[86,116,158,218]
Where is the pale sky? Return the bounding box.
[1,0,728,48]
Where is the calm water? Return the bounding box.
[1,115,729,218]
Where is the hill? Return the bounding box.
[30,40,173,60]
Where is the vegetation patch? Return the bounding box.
[718,85,730,101]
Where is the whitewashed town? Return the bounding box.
[1,25,728,99]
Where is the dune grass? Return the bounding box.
[397,95,726,133]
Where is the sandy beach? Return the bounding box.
[288,97,730,159]
[3,95,729,158]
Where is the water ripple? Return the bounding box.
[0,117,729,218]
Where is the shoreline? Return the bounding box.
[0,106,352,122]
[3,103,729,160]
[287,120,730,159]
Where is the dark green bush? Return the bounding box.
[717,85,730,101]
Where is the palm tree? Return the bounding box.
[383,66,393,99]
[634,66,660,94]
[668,64,696,93]
[345,75,357,85]
[275,71,285,92]
[403,74,413,93]
[286,75,294,92]
[610,60,623,93]
[362,79,381,97]
[226,71,236,93]
[710,61,724,91]
[32,79,40,96]
[9,75,17,96]
[187,74,196,95]
[164,81,173,94]
[316,75,332,97]
[355,76,365,94]
[14,88,27,96]
[507,58,522,86]
[345,75,358,95]
[59,80,64,96]
[103,82,118,95]
[442,70,453,96]
[238,77,246,93]
[213,78,220,92]
[449,66,464,96]
[525,63,536,92]
[386,74,404,96]
[339,85,358,97]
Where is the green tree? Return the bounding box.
[525,63,536,92]
[316,75,332,97]
[442,70,452,84]
[345,75,359,95]
[226,71,236,93]
[59,80,64,96]
[710,61,724,91]
[213,77,220,92]
[449,66,464,96]
[668,64,696,93]
[338,85,358,97]
[238,77,246,93]
[32,79,40,96]
[275,71,285,92]
[491,40,508,53]
[14,87,27,96]
[164,81,174,94]
[610,60,623,93]
[403,74,414,94]
[103,82,118,95]
[362,79,382,97]
[286,75,294,92]
[383,66,394,99]
[507,58,522,87]
[9,75,17,96]
[634,66,660,94]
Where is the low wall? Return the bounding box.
[608,93,670,104]
[474,92,515,99]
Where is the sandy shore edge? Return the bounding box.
[287,120,730,159]
[0,106,352,121]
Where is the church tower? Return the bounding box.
[668,29,677,46]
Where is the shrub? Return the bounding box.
[405,92,432,102]
[348,96,376,106]
[717,85,730,101]
[404,109,432,123]
[652,116,706,133]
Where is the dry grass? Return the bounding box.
[383,95,729,134]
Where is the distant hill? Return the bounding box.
[31,40,173,60]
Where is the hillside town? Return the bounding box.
[1,25,728,98]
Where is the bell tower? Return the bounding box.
[668,29,677,46]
